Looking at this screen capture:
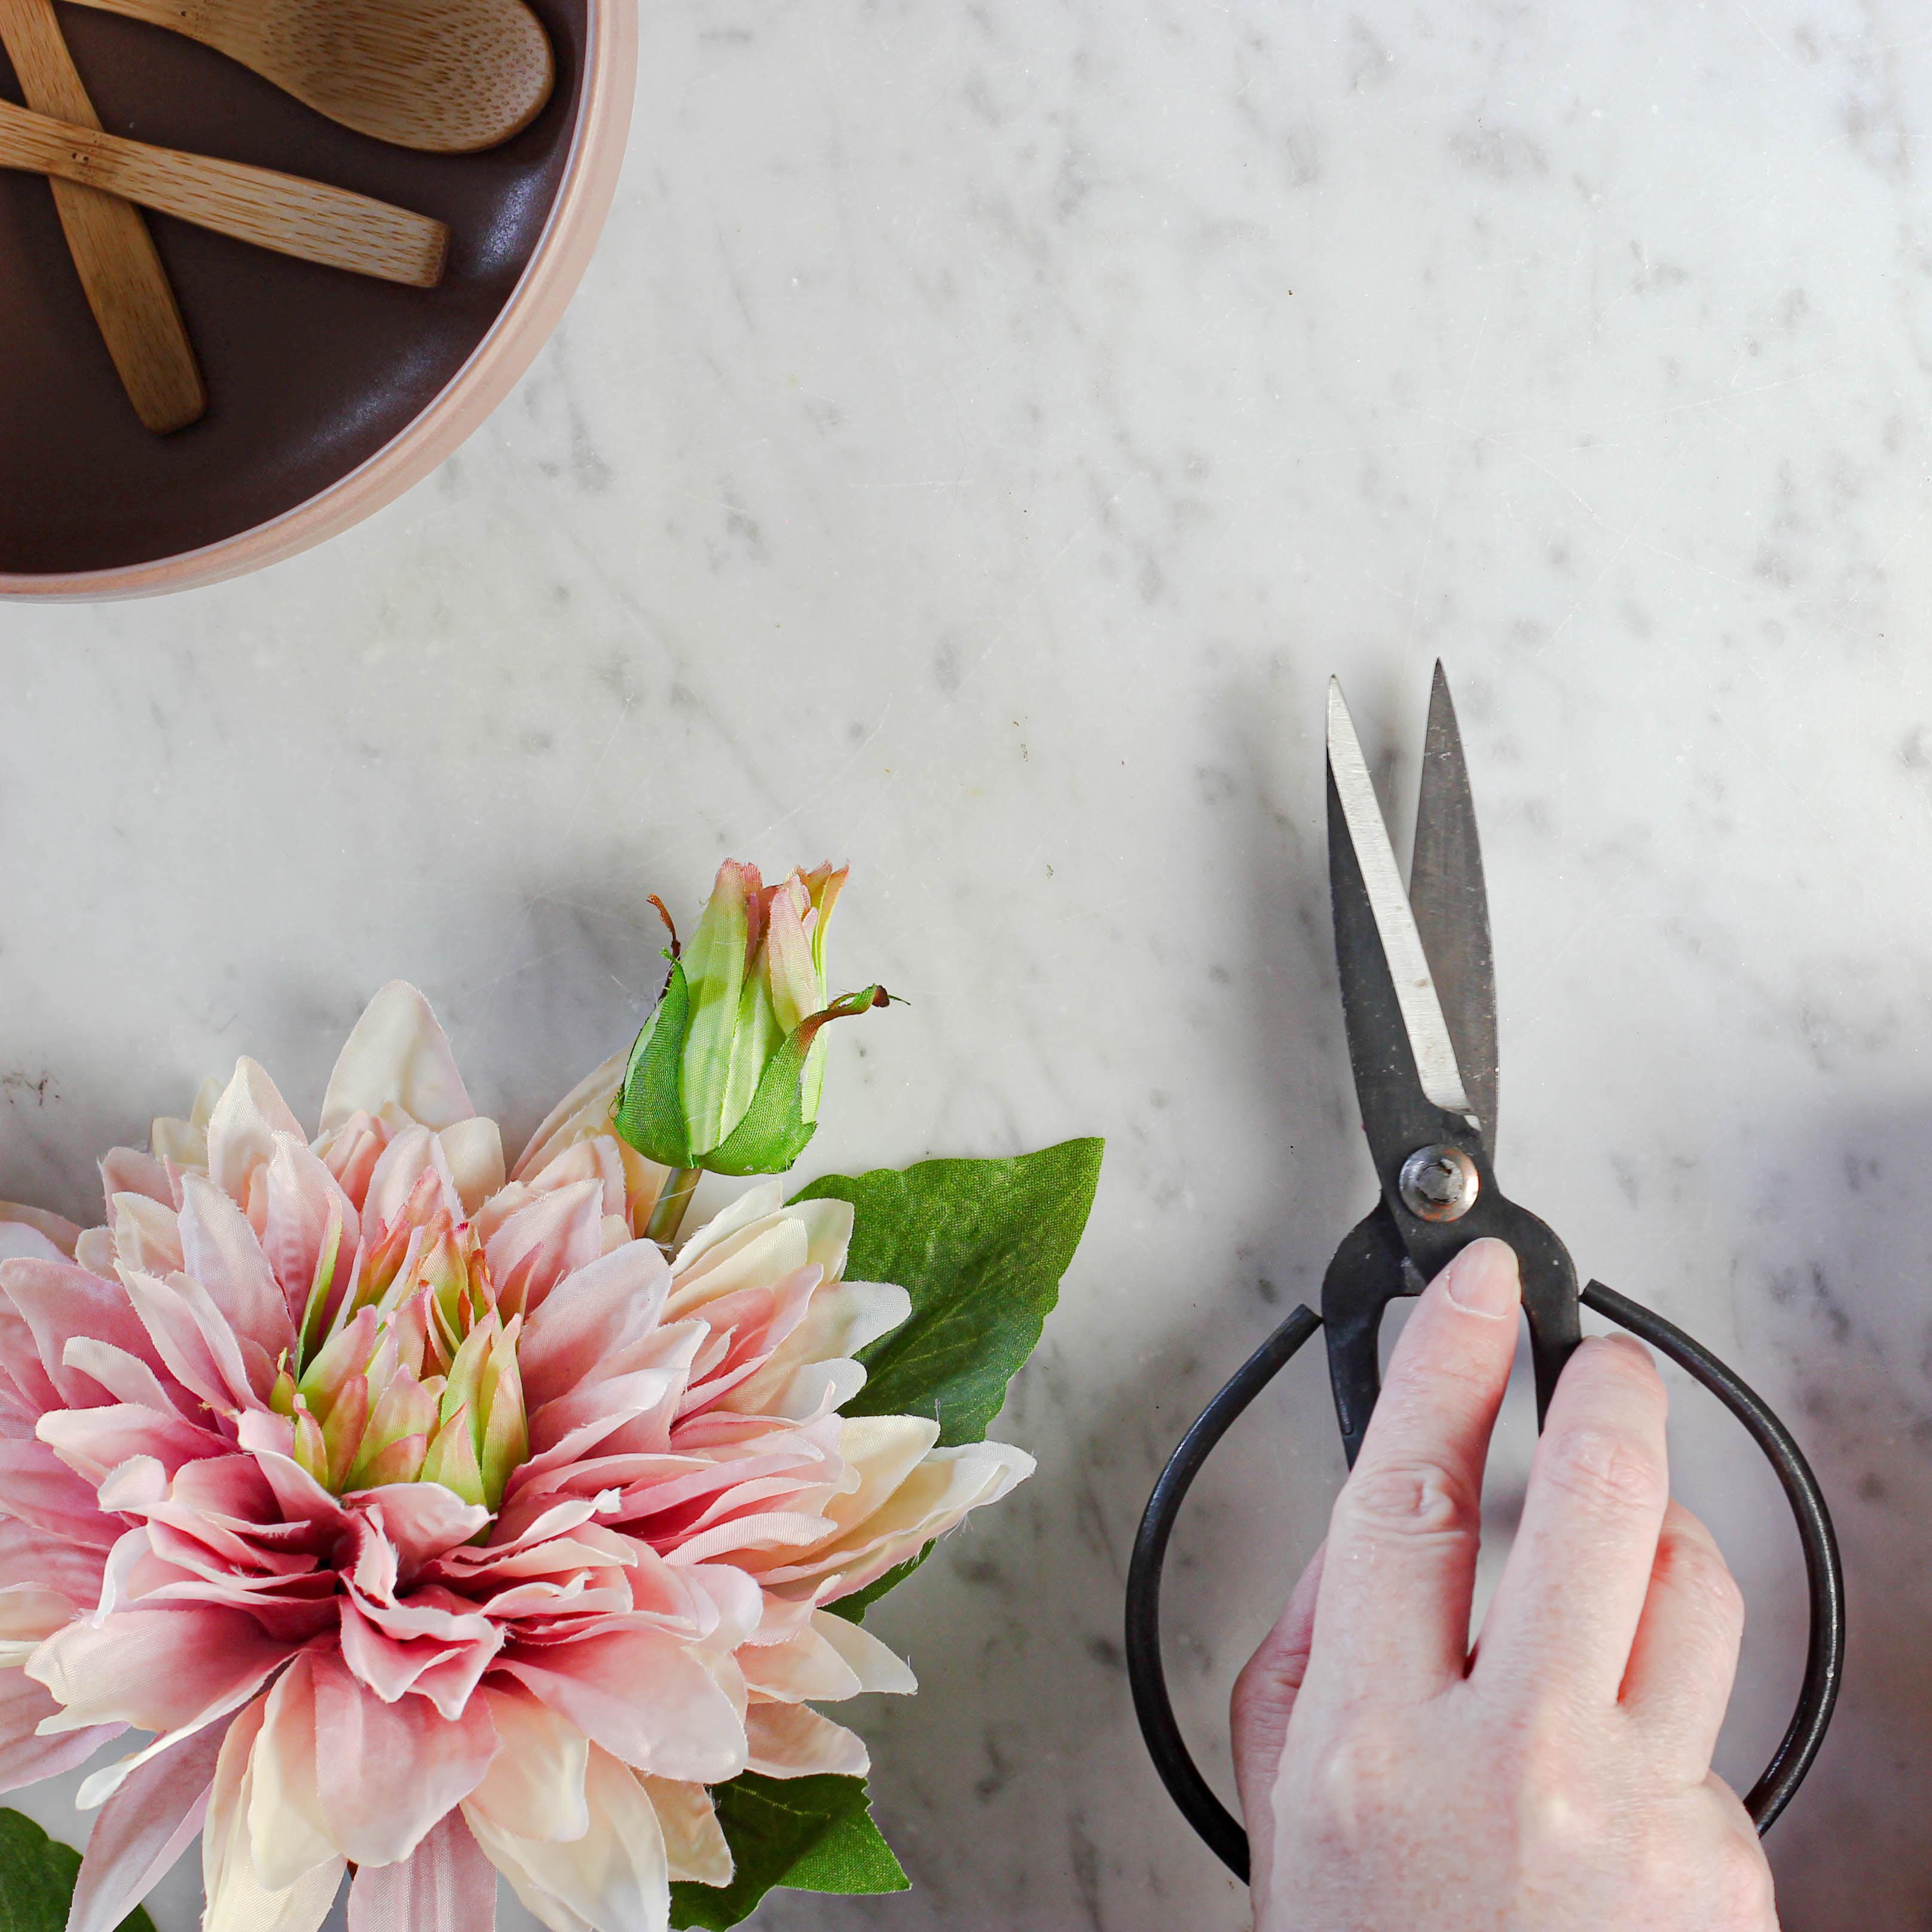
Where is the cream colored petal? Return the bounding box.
[149,1115,207,1173]
[823,1418,940,1534]
[664,1220,809,1322]
[737,1627,864,1704]
[110,1192,183,1278]
[762,1439,1035,1594]
[206,1060,305,1207]
[811,1612,918,1695]
[247,1658,337,1890]
[742,1703,868,1778]
[72,1227,116,1276]
[438,1118,507,1216]
[320,983,473,1134]
[719,1282,911,1422]
[639,1777,730,1887]
[466,1744,670,1932]
[668,1184,784,1276]
[467,1686,590,1844]
[513,1054,625,1182]
[203,1700,344,1932]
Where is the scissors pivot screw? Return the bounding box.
[1398,1143,1480,1221]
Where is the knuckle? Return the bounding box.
[1537,1423,1667,1517]
[1719,1834,1777,1923]
[1657,1529,1745,1631]
[1300,1707,1407,1845]
[1336,1455,1479,1542]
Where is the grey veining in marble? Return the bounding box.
[7,0,1932,1925]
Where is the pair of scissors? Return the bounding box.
[1126,666,1845,1881]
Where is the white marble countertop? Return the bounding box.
[5,1,1931,1925]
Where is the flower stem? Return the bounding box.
[646,1167,701,1253]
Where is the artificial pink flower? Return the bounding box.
[0,985,1031,1932]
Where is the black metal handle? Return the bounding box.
[1124,1288,1846,1883]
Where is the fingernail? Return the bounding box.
[1442,1239,1520,1319]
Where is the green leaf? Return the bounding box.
[795,1137,1103,1448]
[613,961,695,1169]
[0,1808,154,1932]
[668,1774,909,1930]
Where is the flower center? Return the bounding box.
[270,1190,528,1512]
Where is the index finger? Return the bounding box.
[1306,1238,1520,1704]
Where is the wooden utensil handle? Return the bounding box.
[0,0,204,433]
[0,100,449,288]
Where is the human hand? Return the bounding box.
[1231,1239,1775,1931]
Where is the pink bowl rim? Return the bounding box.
[0,0,638,604]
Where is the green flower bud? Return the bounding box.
[615,861,889,1178]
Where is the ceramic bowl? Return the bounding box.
[0,0,633,598]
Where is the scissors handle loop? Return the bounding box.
[1124,1287,1846,1884]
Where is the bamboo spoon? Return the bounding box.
[63,0,554,154]
[0,0,204,430]
[0,100,449,286]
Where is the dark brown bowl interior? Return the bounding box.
[0,0,585,576]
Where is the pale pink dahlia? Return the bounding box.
[0,985,1031,1932]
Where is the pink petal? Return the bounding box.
[61,1337,193,1417]
[0,1516,106,1606]
[358,1127,453,1245]
[338,1594,500,1717]
[0,1303,59,1416]
[118,1268,256,1413]
[100,1147,175,1210]
[0,1667,123,1795]
[743,1702,869,1778]
[31,1603,292,1738]
[262,1138,362,1332]
[483,1182,605,1319]
[516,1242,671,1410]
[1,1257,164,1405]
[347,1806,497,1932]
[205,1059,305,1206]
[0,1223,68,1265]
[68,1714,230,1932]
[0,1201,81,1256]
[0,1439,118,1548]
[38,1403,223,1484]
[177,1175,296,1364]
[320,983,474,1134]
[497,1627,746,1783]
[312,1653,500,1867]
[357,1485,491,1573]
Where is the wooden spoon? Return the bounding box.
[0,0,204,431]
[0,100,449,285]
[63,0,555,154]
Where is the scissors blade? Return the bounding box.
[1326,679,1474,1118]
[1409,663,1497,1147]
